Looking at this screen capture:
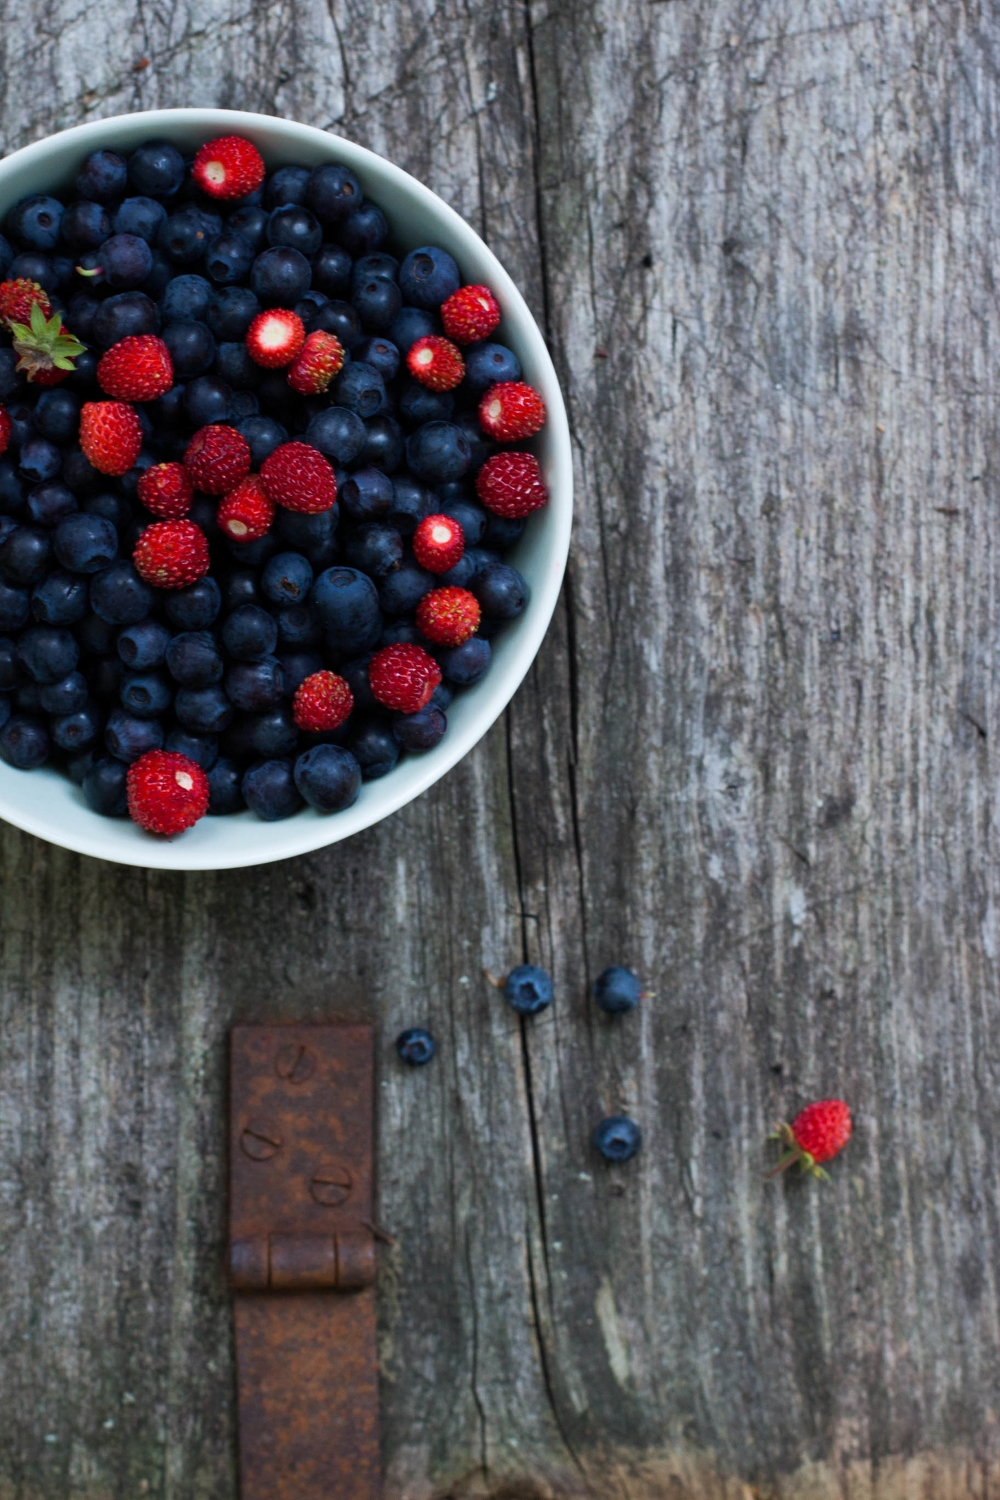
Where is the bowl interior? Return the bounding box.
[0,109,572,870]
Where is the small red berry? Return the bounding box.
[127,750,210,836]
[133,519,210,590]
[137,462,193,520]
[0,279,51,330]
[192,135,266,201]
[217,474,275,543]
[412,513,465,573]
[416,586,480,647]
[479,380,546,441]
[476,451,548,518]
[406,335,465,391]
[369,643,442,713]
[79,401,143,477]
[246,308,306,369]
[292,671,355,732]
[260,441,337,514]
[286,330,346,394]
[0,405,10,457]
[97,335,174,402]
[183,424,251,495]
[768,1099,853,1181]
[440,284,501,345]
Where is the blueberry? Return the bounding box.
[51,701,102,752]
[275,508,338,569]
[128,140,185,197]
[81,756,129,815]
[119,669,171,720]
[227,390,259,423]
[392,705,446,751]
[141,249,173,299]
[311,243,353,296]
[0,350,24,402]
[1,526,51,584]
[27,482,77,529]
[77,150,128,204]
[388,478,431,535]
[352,253,399,288]
[17,625,78,684]
[222,604,278,662]
[471,563,528,621]
[0,714,50,769]
[354,336,400,383]
[304,163,360,223]
[90,561,154,625]
[205,231,255,285]
[116,618,170,671]
[237,414,289,468]
[215,341,261,390]
[163,576,221,631]
[307,298,362,348]
[389,306,441,353]
[19,438,62,485]
[265,166,312,209]
[502,964,553,1015]
[380,621,421,649]
[251,246,311,305]
[242,757,303,820]
[14,683,41,713]
[399,381,454,428]
[349,718,400,780]
[162,274,213,322]
[312,567,382,652]
[338,202,389,257]
[206,285,260,341]
[64,293,101,343]
[225,532,279,568]
[353,276,402,331]
[267,204,323,257]
[304,406,366,465]
[396,1028,436,1066]
[339,466,394,521]
[0,518,17,550]
[174,685,233,734]
[182,375,231,427]
[228,204,268,250]
[277,649,323,696]
[0,636,22,690]
[161,318,215,379]
[226,655,285,712]
[592,1116,642,1163]
[261,552,313,607]
[113,196,167,243]
[31,571,88,625]
[105,707,164,762]
[39,671,88,714]
[33,388,80,445]
[399,246,460,309]
[162,631,221,688]
[405,422,471,484]
[484,512,525,550]
[54,514,118,574]
[92,291,159,349]
[76,613,117,655]
[463,341,522,393]
[275,602,322,647]
[359,415,404,474]
[378,561,433,615]
[253,373,296,427]
[438,501,485,550]
[66,747,96,785]
[344,523,402,579]
[430,682,453,710]
[293,743,361,812]
[6,195,64,252]
[332,362,385,419]
[60,201,111,252]
[439,636,490,685]
[5,401,35,452]
[158,206,222,265]
[91,233,152,289]
[593,966,642,1015]
[207,756,245,814]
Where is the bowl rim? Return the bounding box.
[0,107,573,871]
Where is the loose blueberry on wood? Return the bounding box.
[592,1117,642,1163]
[593,966,642,1015]
[396,1028,436,1066]
[502,964,554,1015]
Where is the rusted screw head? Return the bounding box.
[241,1122,283,1161]
[275,1043,316,1084]
[310,1164,353,1206]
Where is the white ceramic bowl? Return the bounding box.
[0,108,572,870]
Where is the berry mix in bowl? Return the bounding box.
[0,110,571,870]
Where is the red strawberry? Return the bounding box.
[406,335,465,391]
[369,643,442,713]
[192,135,266,201]
[286,330,346,394]
[79,401,143,477]
[416,586,480,647]
[768,1099,853,1181]
[479,380,546,440]
[246,309,306,369]
[440,284,501,345]
[476,451,548,518]
[183,424,251,495]
[137,462,193,520]
[0,279,51,329]
[292,671,354,731]
[217,474,275,543]
[260,441,337,514]
[133,519,210,590]
[412,513,465,573]
[97,335,173,401]
[0,405,10,457]
[7,300,85,386]
[127,749,210,835]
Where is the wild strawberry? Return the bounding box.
[0,279,51,330]
[133,519,210,590]
[126,749,210,836]
[416,586,480,647]
[476,451,548,518]
[768,1099,852,1181]
[7,300,85,386]
[479,380,546,441]
[137,462,193,519]
[369,643,442,713]
[246,308,306,369]
[183,424,251,495]
[440,283,501,345]
[286,330,346,394]
[0,406,10,457]
[406,335,465,391]
[192,135,266,201]
[217,474,275,542]
[260,441,337,514]
[292,671,354,731]
[79,401,143,477]
[412,513,465,573]
[97,335,173,401]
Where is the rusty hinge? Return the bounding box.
[229,1024,379,1500]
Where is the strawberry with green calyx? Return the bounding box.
[9,300,86,386]
[767,1098,852,1181]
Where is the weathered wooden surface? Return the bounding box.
[2,1,1000,1496]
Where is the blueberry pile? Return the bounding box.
[0,136,547,832]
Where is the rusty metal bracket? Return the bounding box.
[229,1024,379,1500]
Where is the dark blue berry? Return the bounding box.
[354,336,400,383]
[51,701,102,752]
[359,415,404,474]
[165,727,218,771]
[0,581,30,632]
[392,705,446,752]
[182,375,231,427]
[6,195,64,251]
[19,438,62,486]
[17,625,78,684]
[389,305,440,353]
[352,253,399,288]
[237,414,288,468]
[339,466,394,521]
[275,508,338,569]
[205,231,255,285]
[293,743,361,812]
[1,526,51,584]
[174,684,233,734]
[332,362,385,419]
[267,204,322,257]
[0,636,23,690]
[405,422,471,484]
[251,246,311,305]
[277,649,323,696]
[39,671,88,714]
[592,1116,642,1163]
[66,747,96,785]
[396,1028,435,1066]
[90,233,153,289]
[439,636,491,685]
[158,206,222,265]
[311,243,353,296]
[377,561,433,615]
[353,276,402,331]
[90,561,154,625]
[162,320,215,377]
[33,388,80,445]
[226,656,285,711]
[307,298,362,348]
[117,618,171,670]
[0,714,49,768]
[31,571,88,625]
[105,707,163,762]
[162,273,213,322]
[227,390,259,423]
[164,630,222,688]
[242,757,302,820]
[222,604,278,662]
[5,401,35,452]
[243,705,295,759]
[0,350,23,402]
[163,576,221,631]
[60,200,111,251]
[54,514,118,574]
[387,478,431,535]
[215,342,261,389]
[471,563,528,621]
[113,196,167,243]
[503,964,553,1015]
[77,150,128,204]
[27,482,77,529]
[304,406,366,465]
[306,164,362,223]
[463,341,522,392]
[349,719,399,780]
[265,166,312,209]
[206,285,260,341]
[438,499,486,546]
[399,380,454,428]
[92,291,159,349]
[64,293,101,342]
[484,513,525,550]
[399,246,460,309]
[207,756,245,814]
[312,567,382,652]
[227,205,268,250]
[275,602,322,647]
[81,756,129,815]
[339,202,388,257]
[344,523,402,579]
[261,552,313,607]
[379,621,421,649]
[430,682,453,710]
[128,140,185,197]
[225,532,279,568]
[141,249,173,299]
[120,671,172,719]
[593,966,642,1015]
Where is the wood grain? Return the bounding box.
[2,1,1000,1496]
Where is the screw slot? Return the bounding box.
[275,1043,316,1084]
[310,1164,353,1206]
[241,1122,283,1161]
